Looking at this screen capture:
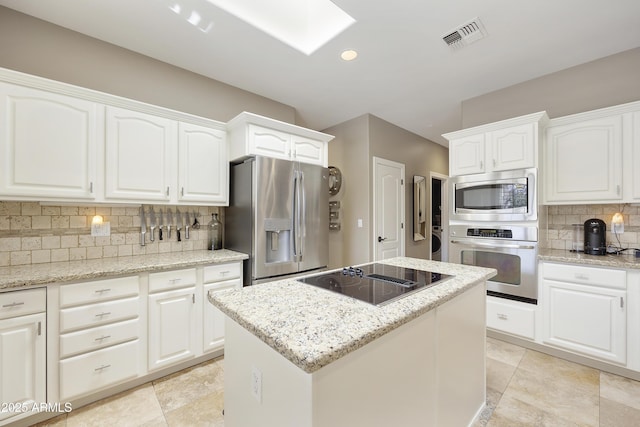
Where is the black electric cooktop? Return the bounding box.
[299,263,452,306]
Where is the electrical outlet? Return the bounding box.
[251,366,262,403]
[612,222,624,234]
[91,222,111,237]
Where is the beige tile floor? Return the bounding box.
[33,337,640,427]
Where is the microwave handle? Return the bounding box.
[450,240,536,250]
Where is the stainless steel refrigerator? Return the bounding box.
[225,156,329,285]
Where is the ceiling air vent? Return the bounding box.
[442,17,487,51]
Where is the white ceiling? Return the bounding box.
[2,0,639,146]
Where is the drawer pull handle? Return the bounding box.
[497,313,508,320]
[169,278,183,284]
[2,301,25,308]
[95,312,111,317]
[94,364,111,372]
[575,273,589,280]
[220,270,231,275]
[94,288,111,294]
[94,335,111,342]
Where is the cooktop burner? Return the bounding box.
[299,263,452,306]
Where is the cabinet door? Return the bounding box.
[0,313,46,422]
[632,112,640,201]
[105,106,176,202]
[248,124,290,160]
[203,279,241,353]
[545,116,623,203]
[490,123,535,172]
[178,122,228,204]
[148,287,197,371]
[449,134,485,176]
[543,280,626,364]
[291,135,325,166]
[0,82,97,200]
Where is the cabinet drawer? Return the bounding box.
[60,318,140,358]
[60,276,139,308]
[543,263,626,289]
[487,296,536,340]
[204,262,241,283]
[59,339,139,400]
[60,297,139,333]
[0,287,46,320]
[149,268,197,293]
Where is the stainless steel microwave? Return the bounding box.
[450,168,537,222]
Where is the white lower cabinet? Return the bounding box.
[57,277,141,401]
[0,288,46,424]
[486,296,536,340]
[148,269,198,371]
[541,262,627,364]
[203,263,242,353]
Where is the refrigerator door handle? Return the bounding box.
[299,170,306,261]
[292,170,300,260]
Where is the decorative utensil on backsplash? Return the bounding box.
[167,209,173,239]
[158,209,164,241]
[184,211,190,240]
[149,207,156,242]
[139,206,146,246]
[192,211,200,229]
[176,208,182,242]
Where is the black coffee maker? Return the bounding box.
[584,218,606,255]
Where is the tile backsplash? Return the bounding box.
[545,204,640,253]
[0,201,223,266]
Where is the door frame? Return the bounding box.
[372,156,405,261]
[430,171,449,262]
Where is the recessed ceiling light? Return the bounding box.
[341,49,358,61]
[206,0,355,55]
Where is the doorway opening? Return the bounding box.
[430,173,448,261]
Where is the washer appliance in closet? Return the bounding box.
[432,225,442,261]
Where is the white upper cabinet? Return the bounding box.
[178,122,228,204]
[444,111,547,177]
[105,106,177,202]
[0,68,228,206]
[542,101,640,204]
[227,112,333,167]
[0,82,99,201]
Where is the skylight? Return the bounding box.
[206,0,355,55]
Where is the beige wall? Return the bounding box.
[0,6,295,126]
[325,115,370,269]
[324,114,448,267]
[461,47,640,127]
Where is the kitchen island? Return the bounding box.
[209,257,496,427]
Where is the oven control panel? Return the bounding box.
[466,228,513,238]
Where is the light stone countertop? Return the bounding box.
[0,249,248,290]
[539,248,640,269]
[208,256,496,373]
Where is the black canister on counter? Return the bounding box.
[584,218,606,255]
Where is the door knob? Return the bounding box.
[378,236,387,243]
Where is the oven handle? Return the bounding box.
[450,240,536,250]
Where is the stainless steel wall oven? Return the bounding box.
[449,224,538,303]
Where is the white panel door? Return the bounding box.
[178,122,228,204]
[148,287,197,371]
[490,123,536,171]
[203,279,241,353]
[373,157,405,261]
[0,313,46,422]
[0,82,98,200]
[105,106,176,202]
